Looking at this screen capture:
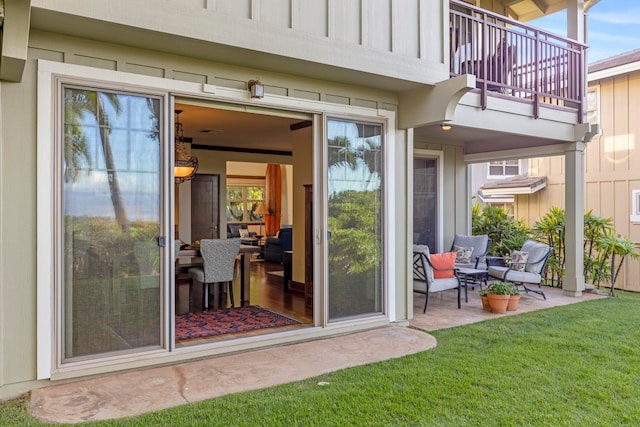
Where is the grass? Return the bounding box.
[3,291,640,426]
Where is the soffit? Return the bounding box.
[500,0,568,22]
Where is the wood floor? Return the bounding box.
[175,255,313,346]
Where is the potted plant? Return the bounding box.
[479,288,490,311]
[506,283,521,311]
[487,281,511,314]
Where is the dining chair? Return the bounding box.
[188,238,241,310]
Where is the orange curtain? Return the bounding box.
[265,164,282,236]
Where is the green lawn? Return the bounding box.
[3,291,640,426]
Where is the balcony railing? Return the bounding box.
[450,0,587,121]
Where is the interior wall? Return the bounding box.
[179,151,292,244]
[291,126,313,284]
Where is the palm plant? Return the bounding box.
[533,207,565,286]
[64,89,130,235]
[594,232,640,296]
[583,210,613,284]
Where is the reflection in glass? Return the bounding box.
[326,119,383,321]
[62,88,162,360]
[413,157,437,250]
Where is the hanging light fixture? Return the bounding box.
[174,109,198,184]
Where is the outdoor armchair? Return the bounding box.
[413,245,461,313]
[487,239,553,299]
[450,234,491,270]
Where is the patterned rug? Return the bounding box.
[175,306,300,341]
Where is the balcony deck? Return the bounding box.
[450,0,587,121]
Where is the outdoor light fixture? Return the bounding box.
[174,110,198,184]
[441,123,452,131]
[248,78,264,98]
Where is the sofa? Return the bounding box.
[227,224,260,246]
[263,227,292,263]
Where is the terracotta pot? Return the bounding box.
[481,295,491,311]
[507,294,520,311]
[487,293,510,314]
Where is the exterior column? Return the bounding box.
[564,142,586,296]
[566,0,586,43]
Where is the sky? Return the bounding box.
[530,0,640,63]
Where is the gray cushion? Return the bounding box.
[488,266,542,285]
[521,240,550,273]
[189,238,241,284]
[413,244,433,284]
[452,234,489,269]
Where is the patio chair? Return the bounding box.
[413,245,461,313]
[487,239,553,299]
[189,238,241,310]
[450,234,491,270]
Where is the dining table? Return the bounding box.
[178,244,262,307]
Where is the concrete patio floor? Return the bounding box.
[29,285,603,424]
[410,284,604,331]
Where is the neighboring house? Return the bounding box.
[0,0,595,399]
[503,49,640,291]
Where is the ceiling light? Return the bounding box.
[441,123,452,131]
[174,110,198,184]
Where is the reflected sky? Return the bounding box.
[63,89,161,222]
[327,119,382,195]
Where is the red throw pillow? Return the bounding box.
[430,252,457,279]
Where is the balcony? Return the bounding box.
[449,0,587,122]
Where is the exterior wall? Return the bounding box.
[30,0,449,86]
[0,29,406,397]
[413,138,467,251]
[513,71,640,291]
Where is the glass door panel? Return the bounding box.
[62,88,163,360]
[326,118,383,321]
[413,157,438,250]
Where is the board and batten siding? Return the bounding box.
[513,70,640,291]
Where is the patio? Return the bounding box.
[410,283,605,331]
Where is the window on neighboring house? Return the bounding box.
[226,179,265,223]
[586,86,600,127]
[488,160,520,178]
[631,190,640,223]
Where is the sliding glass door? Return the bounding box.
[326,118,384,321]
[61,87,164,360]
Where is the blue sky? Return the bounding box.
[531,0,640,63]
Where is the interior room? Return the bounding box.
[172,101,314,345]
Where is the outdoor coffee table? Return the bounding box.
[456,267,489,303]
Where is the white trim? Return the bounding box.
[631,190,640,223]
[36,59,391,379]
[384,113,396,322]
[37,62,55,380]
[589,60,640,82]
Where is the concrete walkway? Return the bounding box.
[29,285,603,424]
[30,327,436,424]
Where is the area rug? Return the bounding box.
[175,306,300,341]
